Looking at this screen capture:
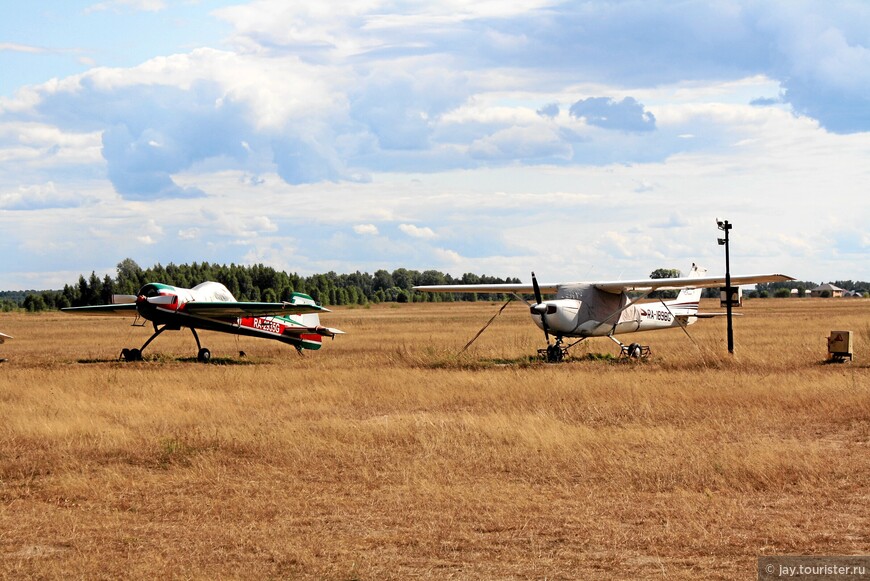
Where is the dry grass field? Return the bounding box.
[1,298,868,579]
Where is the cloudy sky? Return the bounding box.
[1,0,869,290]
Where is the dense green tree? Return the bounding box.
[373,270,393,293]
[23,294,46,312]
[649,268,681,299]
[100,275,115,305]
[649,268,681,279]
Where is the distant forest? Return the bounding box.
[2,259,522,312]
[1,259,866,312]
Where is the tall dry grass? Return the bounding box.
[0,298,868,579]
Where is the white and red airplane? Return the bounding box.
[62,281,343,362]
[414,264,793,361]
[0,331,11,363]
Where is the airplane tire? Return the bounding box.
[627,343,642,358]
[546,344,563,363]
[197,348,211,363]
[123,348,142,362]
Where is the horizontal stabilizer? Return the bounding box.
[692,312,744,319]
[280,325,345,337]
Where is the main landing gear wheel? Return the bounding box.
[119,325,212,363]
[619,342,650,359]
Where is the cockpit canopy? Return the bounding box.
[137,283,175,298]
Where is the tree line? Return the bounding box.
[13,259,522,311]
[6,261,868,312]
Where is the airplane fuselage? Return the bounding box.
[528,282,700,339]
[530,296,695,338]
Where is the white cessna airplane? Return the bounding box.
[414,264,793,361]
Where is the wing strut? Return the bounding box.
[658,298,698,346]
[460,297,513,355]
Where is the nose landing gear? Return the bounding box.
[538,337,568,363]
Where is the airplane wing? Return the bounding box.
[414,274,793,295]
[592,273,794,294]
[181,301,330,317]
[412,283,558,294]
[62,301,328,318]
[61,304,138,316]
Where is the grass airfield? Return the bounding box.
[1,298,868,579]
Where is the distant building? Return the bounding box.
[810,283,846,298]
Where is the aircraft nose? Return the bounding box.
[530,304,557,315]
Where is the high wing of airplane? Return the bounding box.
[413,264,794,362]
[62,281,344,362]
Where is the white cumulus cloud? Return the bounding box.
[399,224,436,239]
[353,224,379,235]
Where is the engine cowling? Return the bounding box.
[529,299,581,335]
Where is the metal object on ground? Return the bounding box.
[827,330,853,362]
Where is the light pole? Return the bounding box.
[717,219,734,354]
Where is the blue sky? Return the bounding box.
[1,0,869,290]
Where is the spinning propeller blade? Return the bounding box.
[112,294,138,304]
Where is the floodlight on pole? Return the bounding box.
[716,219,734,354]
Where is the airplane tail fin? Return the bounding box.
[287,293,325,329]
[666,263,705,313]
[282,293,345,350]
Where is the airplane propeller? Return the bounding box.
[456,272,562,361]
[530,271,551,346]
[112,294,138,304]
